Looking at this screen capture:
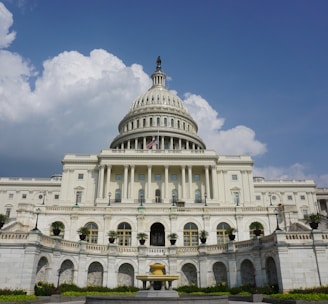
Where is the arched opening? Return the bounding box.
[183,222,198,246]
[266,257,278,287]
[118,263,134,287]
[35,257,49,283]
[58,259,74,285]
[150,222,165,246]
[213,262,227,286]
[85,222,98,243]
[181,263,197,286]
[240,259,256,286]
[217,222,231,244]
[87,262,103,286]
[117,222,132,246]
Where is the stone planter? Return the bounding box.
[228,234,236,241]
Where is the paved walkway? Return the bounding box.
[43,301,263,304]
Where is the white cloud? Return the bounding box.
[184,93,267,156]
[254,163,328,188]
[0,2,16,48]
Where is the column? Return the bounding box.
[188,166,192,200]
[143,137,146,149]
[181,166,186,200]
[123,165,128,199]
[161,136,164,150]
[178,138,182,149]
[130,165,135,201]
[147,165,152,200]
[170,137,173,149]
[211,165,218,200]
[98,166,104,199]
[165,165,169,201]
[106,165,112,195]
[135,138,138,149]
[205,166,210,199]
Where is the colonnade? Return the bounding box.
[96,164,218,203]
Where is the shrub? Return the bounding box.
[0,288,26,295]
[34,281,56,296]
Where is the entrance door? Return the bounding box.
[150,223,165,246]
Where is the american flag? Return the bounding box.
[146,137,158,149]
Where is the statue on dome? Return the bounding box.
[156,56,161,70]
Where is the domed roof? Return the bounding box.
[110,57,206,151]
[129,56,188,114]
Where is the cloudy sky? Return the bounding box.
[0,0,327,187]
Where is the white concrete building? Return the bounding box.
[0,57,327,294]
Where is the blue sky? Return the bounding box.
[0,0,328,187]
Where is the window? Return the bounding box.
[194,174,200,181]
[302,208,309,219]
[195,189,201,203]
[232,174,238,181]
[117,222,132,246]
[138,174,145,180]
[256,195,261,201]
[172,189,178,203]
[86,222,98,244]
[300,195,305,200]
[5,207,11,218]
[76,191,82,204]
[249,222,264,238]
[233,192,240,206]
[171,174,177,181]
[115,189,121,203]
[22,194,27,199]
[287,195,293,200]
[116,174,122,180]
[78,173,84,180]
[217,222,231,244]
[155,174,161,181]
[54,194,59,200]
[183,222,198,246]
[150,117,153,126]
[155,189,161,203]
[143,118,146,127]
[8,193,14,199]
[164,118,167,126]
[171,118,174,127]
[138,189,145,204]
[157,117,160,126]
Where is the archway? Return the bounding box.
[266,257,278,286]
[150,222,165,246]
[87,262,103,286]
[240,259,256,286]
[118,263,134,286]
[213,262,227,285]
[58,259,74,285]
[181,263,197,286]
[35,257,49,283]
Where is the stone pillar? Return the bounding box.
[181,166,186,200]
[165,165,169,201]
[188,166,192,200]
[170,137,173,149]
[106,165,112,196]
[205,166,210,199]
[211,165,218,200]
[147,165,152,200]
[98,165,104,199]
[130,165,135,201]
[123,165,128,199]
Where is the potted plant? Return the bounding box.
[107,230,118,244]
[250,221,263,237]
[137,232,148,245]
[51,221,64,236]
[226,227,237,241]
[0,214,8,229]
[77,226,90,241]
[305,213,321,229]
[199,230,209,244]
[168,233,178,245]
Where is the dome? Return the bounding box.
[110,57,206,151]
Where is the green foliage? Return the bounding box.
[176,283,228,294]
[271,293,328,301]
[34,281,57,296]
[0,289,26,295]
[0,294,36,302]
[289,285,328,294]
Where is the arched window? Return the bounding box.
[194,189,201,203]
[249,222,264,238]
[183,222,198,246]
[150,117,153,126]
[143,118,146,127]
[157,117,160,126]
[177,120,180,129]
[164,117,167,126]
[171,118,174,127]
[117,222,132,246]
[217,222,230,244]
[86,222,98,244]
[115,189,121,203]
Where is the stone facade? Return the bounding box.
[0,57,327,294]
